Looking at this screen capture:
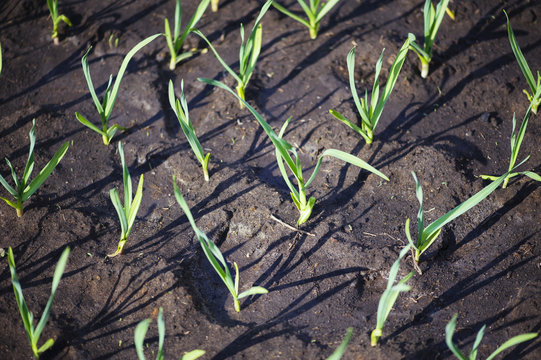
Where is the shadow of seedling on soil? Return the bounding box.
[388,234,537,342]
[212,274,359,359]
[43,257,180,359]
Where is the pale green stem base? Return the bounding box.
[370,328,382,346]
[420,60,430,79]
[234,297,240,312]
[236,85,245,109]
[108,238,126,257]
[102,133,110,146]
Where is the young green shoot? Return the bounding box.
[108,142,144,257]
[46,0,72,45]
[408,0,450,78]
[75,34,161,145]
[406,170,508,263]
[505,10,541,114]
[168,80,210,181]
[134,307,205,360]
[272,0,341,39]
[371,244,413,346]
[330,34,414,145]
[0,119,69,217]
[165,0,210,70]
[199,78,389,227]
[173,179,268,312]
[192,0,273,107]
[211,0,219,12]
[446,314,538,360]
[479,89,541,188]
[327,327,353,360]
[8,246,70,358]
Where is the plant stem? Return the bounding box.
[211,0,219,12]
[169,56,177,71]
[309,25,318,40]
[236,84,245,109]
[420,58,430,78]
[370,328,382,346]
[234,297,240,312]
[16,205,23,218]
[102,133,110,146]
[203,167,209,182]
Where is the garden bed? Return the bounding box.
[0,0,540,359]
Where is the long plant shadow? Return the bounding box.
[388,233,537,341]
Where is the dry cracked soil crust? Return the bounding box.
[0,0,541,359]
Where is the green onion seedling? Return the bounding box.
[211,0,219,12]
[108,142,144,257]
[135,307,205,360]
[168,80,210,181]
[479,89,541,188]
[505,10,541,114]
[446,314,538,360]
[46,0,72,45]
[272,0,341,39]
[330,34,414,145]
[0,119,69,217]
[173,178,268,312]
[75,34,161,145]
[406,171,508,263]
[165,0,210,70]
[371,244,413,346]
[327,327,353,360]
[408,0,450,78]
[192,0,273,108]
[199,78,389,227]
[8,246,70,358]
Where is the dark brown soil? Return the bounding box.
[1,0,540,359]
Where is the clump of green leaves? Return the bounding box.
[272,0,341,39]
[168,80,210,181]
[192,0,273,107]
[108,142,144,257]
[165,0,210,71]
[46,0,72,45]
[505,11,541,114]
[174,179,268,312]
[134,307,205,360]
[370,244,413,346]
[330,34,414,145]
[406,171,507,263]
[75,34,161,145]
[211,0,219,12]
[199,78,389,227]
[408,0,450,78]
[479,90,541,188]
[446,314,538,360]
[0,119,69,217]
[8,246,70,358]
[327,327,353,360]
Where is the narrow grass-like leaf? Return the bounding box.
[371,244,413,346]
[446,314,538,360]
[326,327,353,360]
[173,178,267,311]
[8,246,70,358]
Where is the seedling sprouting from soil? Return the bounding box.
[199,78,389,227]
[168,80,210,181]
[75,34,161,145]
[192,0,273,108]
[173,179,268,312]
[330,34,414,145]
[108,142,144,257]
[46,0,72,45]
[0,119,69,217]
[8,246,70,358]
[505,11,541,114]
[327,327,353,360]
[370,244,413,346]
[134,307,205,360]
[405,171,508,263]
[211,0,219,12]
[272,0,341,39]
[408,0,450,78]
[446,314,538,360]
[479,90,541,188]
[164,0,210,70]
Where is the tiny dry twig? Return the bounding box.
[270,214,315,237]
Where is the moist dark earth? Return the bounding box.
[1,0,540,359]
